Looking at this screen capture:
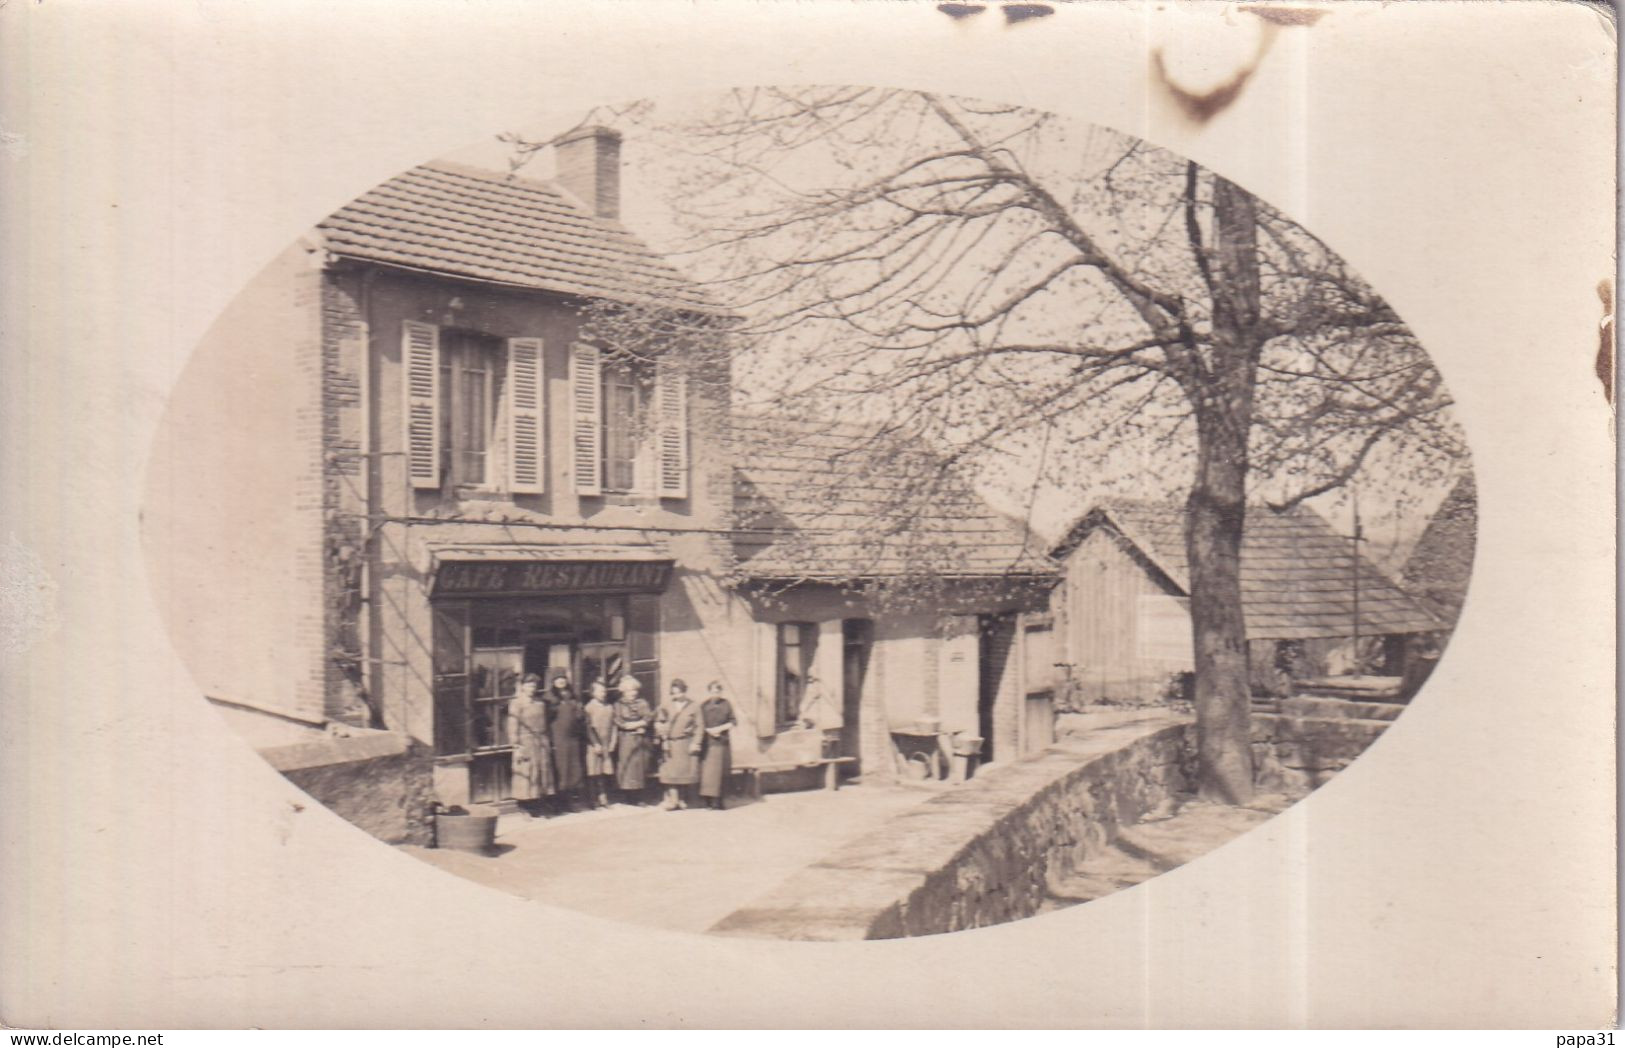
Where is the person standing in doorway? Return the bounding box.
[697,680,737,811]
[612,676,653,803]
[547,672,587,812]
[655,679,702,810]
[583,679,617,810]
[508,673,554,813]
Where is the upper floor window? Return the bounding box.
[439,332,503,488]
[569,343,689,500]
[602,361,647,493]
[402,321,544,495]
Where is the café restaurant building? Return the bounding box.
[164,129,1062,829]
[305,133,752,807]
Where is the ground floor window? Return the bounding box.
[776,621,818,728]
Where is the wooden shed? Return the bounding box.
[1049,500,1441,704]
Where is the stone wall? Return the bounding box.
[1250,713,1389,794]
[262,730,434,845]
[714,709,1391,940]
[711,712,1195,940]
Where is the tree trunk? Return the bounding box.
[1185,174,1263,804]
[1187,416,1255,804]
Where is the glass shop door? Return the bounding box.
[467,640,522,804]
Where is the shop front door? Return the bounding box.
[468,640,522,804]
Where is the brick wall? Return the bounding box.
[318,272,370,725]
[288,247,331,722]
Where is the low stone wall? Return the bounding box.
[261,730,434,845]
[713,708,1393,940]
[1251,713,1389,794]
[712,712,1196,940]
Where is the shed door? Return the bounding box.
[978,613,1017,763]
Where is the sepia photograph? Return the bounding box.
[147,88,1474,940]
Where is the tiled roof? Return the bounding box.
[317,162,720,313]
[732,414,1057,581]
[1053,498,1439,640]
[1401,473,1477,623]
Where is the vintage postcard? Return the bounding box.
[1,0,1615,1030]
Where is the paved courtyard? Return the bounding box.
[401,784,938,933]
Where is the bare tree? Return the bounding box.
[516,88,1464,803]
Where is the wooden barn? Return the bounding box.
[1049,500,1441,705]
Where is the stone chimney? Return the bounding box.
[553,125,622,220]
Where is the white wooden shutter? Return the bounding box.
[570,342,602,495]
[401,321,440,489]
[754,619,780,737]
[506,337,545,494]
[654,360,690,499]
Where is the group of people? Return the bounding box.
[508,673,738,813]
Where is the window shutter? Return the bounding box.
[654,360,690,499]
[570,342,602,495]
[401,321,441,489]
[506,337,545,494]
[753,620,779,737]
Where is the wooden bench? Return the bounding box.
[732,756,858,798]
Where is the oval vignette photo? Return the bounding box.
[143,88,1476,940]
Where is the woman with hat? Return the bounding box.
[582,679,617,809]
[546,672,587,812]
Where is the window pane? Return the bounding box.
[440,335,501,487]
[602,365,640,491]
[779,621,814,725]
[434,675,471,756]
[439,361,453,479]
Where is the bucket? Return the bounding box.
[433,806,500,853]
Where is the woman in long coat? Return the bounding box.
[508,673,554,808]
[546,673,587,810]
[655,679,703,810]
[612,677,653,799]
[582,679,617,809]
[697,680,736,810]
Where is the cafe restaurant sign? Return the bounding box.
[432,559,675,598]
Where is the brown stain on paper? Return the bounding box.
[1241,5,1329,28]
[1153,6,1328,124]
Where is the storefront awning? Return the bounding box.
[427,543,675,598]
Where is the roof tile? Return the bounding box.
[1055,498,1439,640]
[318,162,720,312]
[733,414,1056,581]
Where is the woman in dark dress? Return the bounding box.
[697,680,736,810]
[611,676,652,800]
[546,673,587,812]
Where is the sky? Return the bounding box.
[444,92,1467,572]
